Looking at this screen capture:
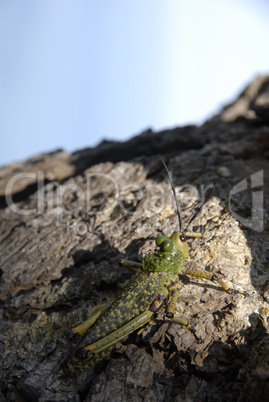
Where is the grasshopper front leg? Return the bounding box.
[121,259,142,273]
[164,288,202,342]
[183,269,249,296]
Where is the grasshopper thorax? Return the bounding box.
[142,235,185,274]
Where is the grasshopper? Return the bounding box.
[63,160,247,375]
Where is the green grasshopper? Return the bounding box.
[63,160,247,375]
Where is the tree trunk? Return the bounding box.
[0,75,269,401]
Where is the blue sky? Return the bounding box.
[1,0,269,167]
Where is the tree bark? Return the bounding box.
[0,76,269,401]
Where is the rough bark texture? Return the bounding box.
[0,75,269,401]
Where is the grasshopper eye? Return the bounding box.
[162,239,174,252]
[180,234,186,242]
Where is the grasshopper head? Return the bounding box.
[170,230,202,259]
[155,230,201,259]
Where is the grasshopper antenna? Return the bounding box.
[184,181,216,233]
[161,158,182,232]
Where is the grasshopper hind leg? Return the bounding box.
[68,299,115,341]
[63,345,114,376]
[64,310,155,376]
